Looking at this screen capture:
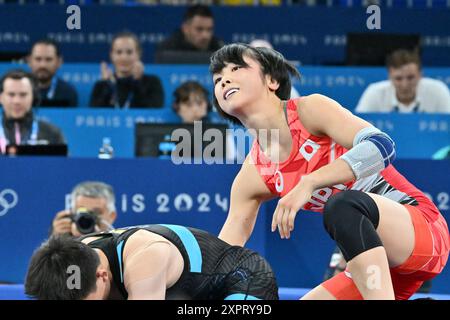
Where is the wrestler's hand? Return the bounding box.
[271,176,315,239]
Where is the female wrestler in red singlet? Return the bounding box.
[210,43,449,300]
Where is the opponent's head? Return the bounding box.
[25,235,108,300]
[210,43,299,124]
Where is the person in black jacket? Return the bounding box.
[0,69,65,155]
[28,38,78,107]
[155,5,224,57]
[90,31,164,108]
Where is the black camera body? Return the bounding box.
[70,208,98,234]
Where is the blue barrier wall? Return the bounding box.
[0,5,449,65]
[0,157,266,283]
[33,109,450,159]
[0,158,448,293]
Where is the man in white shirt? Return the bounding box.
[355,50,450,113]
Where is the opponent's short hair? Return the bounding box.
[25,235,100,300]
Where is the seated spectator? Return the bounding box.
[28,38,78,107]
[51,181,117,238]
[0,70,65,155]
[356,49,450,113]
[155,5,224,63]
[172,81,212,123]
[249,39,300,99]
[89,31,164,108]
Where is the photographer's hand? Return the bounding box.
[52,211,72,236]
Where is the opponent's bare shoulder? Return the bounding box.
[122,229,172,260]
[122,230,175,300]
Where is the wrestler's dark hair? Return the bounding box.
[209,43,300,125]
[25,235,100,300]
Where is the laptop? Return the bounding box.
[135,122,229,161]
[5,144,68,156]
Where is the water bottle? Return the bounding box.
[98,137,114,159]
[158,134,176,160]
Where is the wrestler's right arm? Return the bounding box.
[218,155,274,246]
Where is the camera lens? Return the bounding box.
[74,212,97,234]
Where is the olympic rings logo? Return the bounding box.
[0,189,18,217]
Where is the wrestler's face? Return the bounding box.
[213,55,275,118]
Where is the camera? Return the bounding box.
[70,208,98,234]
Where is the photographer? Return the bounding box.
[51,181,117,237]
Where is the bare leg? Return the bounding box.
[347,247,394,299]
[346,193,415,300]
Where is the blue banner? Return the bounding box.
[0,157,266,283]
[0,158,448,293]
[0,5,449,65]
[33,109,450,159]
